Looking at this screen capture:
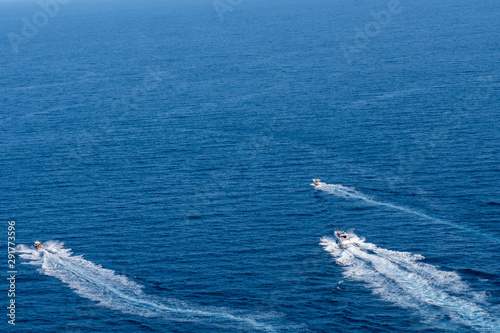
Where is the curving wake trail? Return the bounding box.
[320,234,499,332]
[17,241,276,332]
[314,183,498,244]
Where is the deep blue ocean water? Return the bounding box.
[1,0,499,332]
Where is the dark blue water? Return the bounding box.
[1,0,499,332]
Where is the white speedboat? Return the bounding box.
[34,241,44,250]
[334,230,352,248]
[311,179,323,186]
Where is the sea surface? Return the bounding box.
[1,0,499,332]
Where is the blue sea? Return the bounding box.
[1,0,499,332]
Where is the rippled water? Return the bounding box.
[1,0,499,332]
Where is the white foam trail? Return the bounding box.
[321,235,499,332]
[17,241,276,332]
[315,183,498,243]
[316,183,441,219]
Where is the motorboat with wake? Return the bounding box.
[34,241,44,250]
[334,230,352,248]
[311,179,324,187]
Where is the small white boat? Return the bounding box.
[311,179,323,186]
[34,241,44,250]
[334,230,352,248]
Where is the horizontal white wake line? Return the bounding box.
[321,235,499,332]
[17,241,276,333]
[315,183,498,244]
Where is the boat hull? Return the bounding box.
[334,231,352,248]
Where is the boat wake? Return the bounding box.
[17,241,277,332]
[314,182,498,244]
[320,235,499,332]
